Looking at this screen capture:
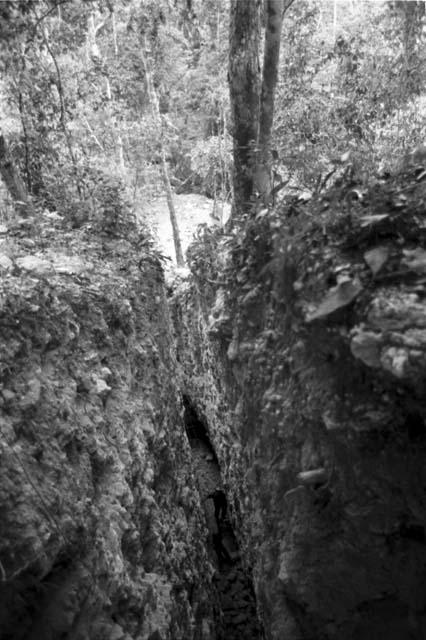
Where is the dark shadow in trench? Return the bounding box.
[182,395,264,640]
[183,395,219,461]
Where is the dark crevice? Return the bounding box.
[183,394,218,458]
[182,395,264,640]
[0,555,83,640]
[404,411,426,441]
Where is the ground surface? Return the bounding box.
[141,193,230,263]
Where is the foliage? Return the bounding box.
[190,134,232,198]
[274,0,426,192]
[0,0,425,233]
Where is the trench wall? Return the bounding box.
[171,172,426,640]
[0,219,216,640]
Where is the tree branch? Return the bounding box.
[30,0,71,36]
[282,0,296,18]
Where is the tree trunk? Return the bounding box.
[229,0,261,217]
[112,9,118,56]
[159,148,184,266]
[0,134,31,216]
[401,0,425,95]
[141,44,185,267]
[255,0,284,204]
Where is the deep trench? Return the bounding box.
[182,396,264,640]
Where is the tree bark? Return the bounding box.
[255,0,284,204]
[141,44,185,267]
[0,134,31,216]
[401,0,425,95]
[159,147,184,266]
[229,0,261,217]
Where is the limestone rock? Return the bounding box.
[92,375,111,396]
[16,254,53,275]
[19,376,42,409]
[297,468,327,486]
[51,254,94,275]
[306,278,363,322]
[2,388,16,402]
[350,330,382,367]
[0,253,13,272]
[363,246,389,275]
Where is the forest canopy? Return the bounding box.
[0,0,425,246]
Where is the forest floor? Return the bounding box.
[140,193,231,264]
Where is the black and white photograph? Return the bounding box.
[0,1,426,638]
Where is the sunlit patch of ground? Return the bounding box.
[141,193,230,264]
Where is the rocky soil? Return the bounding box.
[0,213,218,640]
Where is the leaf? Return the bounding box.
[360,214,389,227]
[364,246,389,275]
[306,279,363,322]
[402,248,426,274]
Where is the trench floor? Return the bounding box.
[188,435,263,640]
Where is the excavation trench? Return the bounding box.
[182,396,264,640]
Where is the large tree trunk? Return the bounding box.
[0,134,31,216]
[141,44,184,267]
[229,0,261,217]
[255,0,284,204]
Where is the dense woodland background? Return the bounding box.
[0,0,425,251]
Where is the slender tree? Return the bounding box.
[228,0,261,216]
[141,41,185,267]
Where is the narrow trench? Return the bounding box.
[182,396,264,640]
